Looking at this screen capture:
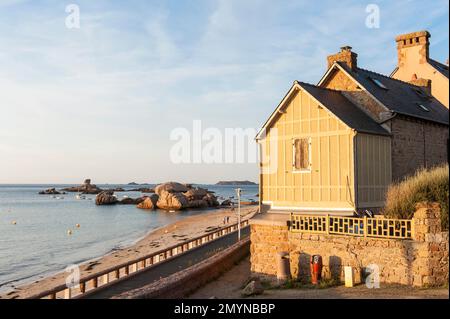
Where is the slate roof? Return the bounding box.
[429,59,449,79]
[298,82,390,136]
[337,62,449,125]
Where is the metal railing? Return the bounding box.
[290,213,413,240]
[27,219,250,299]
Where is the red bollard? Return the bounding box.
[310,255,323,285]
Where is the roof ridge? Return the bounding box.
[429,58,449,69]
[355,66,421,87]
[296,80,342,93]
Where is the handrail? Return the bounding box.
[27,218,251,299]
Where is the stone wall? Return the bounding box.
[321,68,389,122]
[250,203,448,287]
[390,116,448,181]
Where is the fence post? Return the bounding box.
[289,213,293,230]
[92,277,98,289]
[102,274,109,285]
[80,282,86,294]
[363,217,368,238]
[326,214,330,235]
[64,288,71,299]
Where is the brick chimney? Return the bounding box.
[409,74,432,95]
[395,30,430,67]
[327,46,358,71]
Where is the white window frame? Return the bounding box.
[292,137,312,173]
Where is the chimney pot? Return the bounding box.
[341,46,353,52]
[327,46,358,71]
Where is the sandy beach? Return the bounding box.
[0,206,258,299]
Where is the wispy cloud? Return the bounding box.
[0,0,448,183]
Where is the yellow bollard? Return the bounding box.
[344,266,354,288]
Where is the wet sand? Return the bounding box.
[0,206,258,299]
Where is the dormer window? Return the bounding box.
[369,77,388,90]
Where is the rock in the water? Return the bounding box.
[203,193,219,207]
[62,179,103,194]
[119,197,145,205]
[156,190,189,210]
[183,188,208,201]
[221,199,233,206]
[154,182,189,195]
[187,199,209,209]
[108,187,125,192]
[137,194,159,210]
[242,280,264,297]
[149,194,159,206]
[95,191,118,206]
[129,188,155,193]
[39,188,61,195]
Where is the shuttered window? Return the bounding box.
[293,138,311,171]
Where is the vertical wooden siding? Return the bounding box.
[355,133,392,208]
[260,89,356,210]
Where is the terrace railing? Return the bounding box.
[290,213,413,240]
[27,219,250,300]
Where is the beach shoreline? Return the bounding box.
[0,205,258,299]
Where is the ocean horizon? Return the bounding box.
[0,183,258,293]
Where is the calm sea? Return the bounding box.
[0,184,258,293]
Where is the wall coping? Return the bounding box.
[113,238,250,299]
[249,213,290,227]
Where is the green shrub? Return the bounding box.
[384,164,449,230]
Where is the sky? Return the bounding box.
[0,0,448,184]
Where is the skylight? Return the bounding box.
[417,103,430,112]
[369,77,388,89]
[412,87,429,99]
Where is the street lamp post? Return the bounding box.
[236,188,242,241]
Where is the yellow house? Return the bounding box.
[256,31,448,216]
[256,81,391,216]
[391,31,449,108]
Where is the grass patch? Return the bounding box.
[384,164,449,230]
[269,278,341,290]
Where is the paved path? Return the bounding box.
[81,227,250,299]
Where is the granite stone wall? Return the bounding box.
[250,203,448,287]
